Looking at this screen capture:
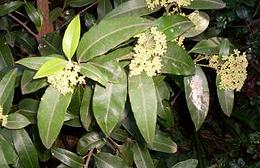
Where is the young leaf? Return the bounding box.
[172,159,198,168]
[4,113,31,129]
[37,86,72,149]
[16,56,60,70]
[77,16,152,62]
[0,38,14,71]
[34,57,67,79]
[0,1,24,16]
[94,152,128,168]
[150,131,177,154]
[62,15,81,60]
[80,87,93,131]
[12,129,40,168]
[25,2,43,31]
[51,147,84,168]
[93,70,127,136]
[128,73,157,145]
[184,66,210,131]
[185,0,226,10]
[132,143,155,168]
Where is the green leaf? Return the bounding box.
[18,98,39,124]
[12,129,40,168]
[94,152,128,168]
[80,87,93,131]
[161,42,195,75]
[132,143,154,168]
[111,127,129,142]
[93,70,127,136]
[97,0,113,19]
[4,113,31,129]
[21,69,48,95]
[150,131,177,153]
[219,38,230,56]
[172,159,198,168]
[77,132,105,155]
[67,0,95,7]
[25,2,43,31]
[77,16,152,62]
[0,38,14,71]
[49,7,63,23]
[51,147,84,168]
[0,68,17,108]
[183,11,209,38]
[15,32,37,54]
[185,0,226,9]
[37,86,72,149]
[128,73,157,145]
[0,133,18,165]
[16,56,60,70]
[34,57,67,79]
[38,33,63,55]
[62,15,81,60]
[189,37,223,55]
[184,66,210,131]
[216,76,234,117]
[155,15,194,41]
[0,147,9,168]
[105,0,158,19]
[0,1,24,16]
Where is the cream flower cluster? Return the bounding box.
[173,36,185,48]
[146,0,193,9]
[47,62,85,95]
[0,106,7,127]
[209,50,248,91]
[129,27,167,77]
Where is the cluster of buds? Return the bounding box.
[145,0,193,9]
[48,62,85,95]
[0,106,7,127]
[129,27,167,77]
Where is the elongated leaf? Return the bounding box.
[184,66,210,131]
[161,42,195,75]
[34,58,67,79]
[4,113,30,129]
[16,56,60,70]
[0,38,14,71]
[155,15,194,41]
[80,87,93,131]
[0,147,9,168]
[37,86,72,149]
[25,2,43,31]
[21,69,48,95]
[49,7,63,23]
[93,70,127,136]
[12,129,40,168]
[189,37,223,55]
[172,159,198,168]
[185,0,226,9]
[0,1,24,16]
[0,68,17,109]
[67,0,95,7]
[19,98,39,124]
[219,38,230,56]
[94,152,128,168]
[150,131,177,153]
[105,0,157,19]
[38,33,63,55]
[111,127,129,142]
[51,147,84,168]
[97,0,113,19]
[77,16,152,62]
[0,133,18,165]
[132,143,154,168]
[77,132,105,155]
[128,73,157,145]
[62,15,80,60]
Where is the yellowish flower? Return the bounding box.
[129,27,167,77]
[173,36,185,48]
[48,62,85,95]
[0,106,8,127]
[146,0,193,9]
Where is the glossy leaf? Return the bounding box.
[93,70,127,136]
[51,147,84,168]
[16,56,59,70]
[111,128,129,142]
[97,0,113,19]
[15,32,37,53]
[0,1,24,16]
[0,146,10,168]
[128,73,157,145]
[0,38,14,71]
[34,58,67,79]
[172,159,198,168]
[132,143,154,168]
[219,38,230,56]
[184,66,210,131]
[105,0,157,19]
[25,2,43,31]
[185,0,226,9]
[155,15,194,41]
[49,7,63,23]
[161,42,195,75]
[38,33,63,55]
[150,131,177,153]
[0,133,18,165]
[77,16,152,62]
[18,98,39,124]
[12,129,40,168]
[80,87,93,131]
[4,113,30,129]
[62,15,80,60]
[37,86,72,149]
[94,152,128,168]
[77,132,105,155]
[67,0,95,7]
[189,37,223,55]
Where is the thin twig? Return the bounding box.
[84,149,94,168]
[253,0,260,18]
[171,90,181,106]
[8,13,38,38]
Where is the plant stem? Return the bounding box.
[84,149,94,168]
[194,133,204,168]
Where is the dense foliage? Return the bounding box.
[0,0,259,167]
